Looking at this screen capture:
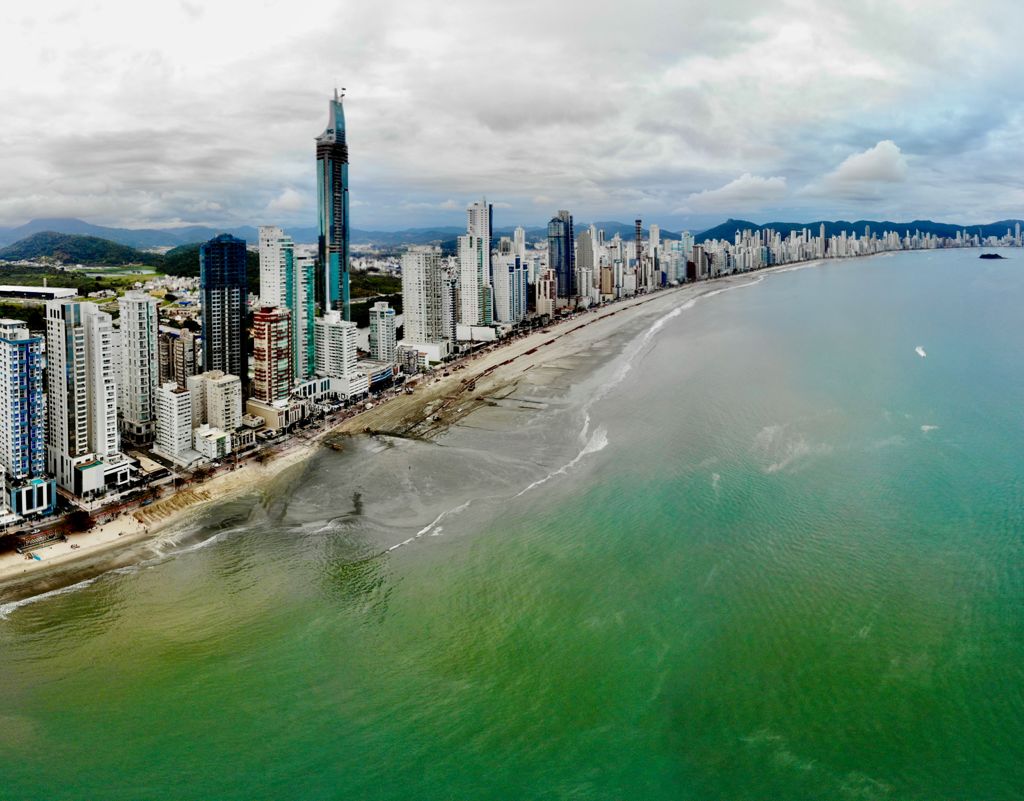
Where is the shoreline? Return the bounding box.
[0,255,837,603]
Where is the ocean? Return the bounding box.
[2,249,1022,800]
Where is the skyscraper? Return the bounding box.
[547,210,575,299]
[493,254,528,323]
[287,255,316,381]
[316,89,351,319]
[458,234,492,325]
[258,225,292,308]
[45,301,132,497]
[458,198,494,326]
[154,383,193,462]
[187,371,243,432]
[252,307,293,405]
[117,290,159,445]
[0,319,54,516]
[314,311,359,379]
[369,301,397,363]
[158,327,201,389]
[513,226,527,261]
[199,234,248,381]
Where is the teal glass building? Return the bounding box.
[316,90,351,320]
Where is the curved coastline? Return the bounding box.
[0,252,887,606]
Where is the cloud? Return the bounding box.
[682,174,787,213]
[1,0,1023,229]
[825,140,908,185]
[266,188,306,213]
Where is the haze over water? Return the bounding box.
[2,249,1023,800]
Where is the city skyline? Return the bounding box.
[3,0,1024,232]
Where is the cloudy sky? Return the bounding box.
[2,0,1023,231]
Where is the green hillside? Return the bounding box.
[0,231,157,266]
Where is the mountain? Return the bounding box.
[695,218,1024,244]
[0,231,158,265]
[0,218,321,249]
[0,218,688,250]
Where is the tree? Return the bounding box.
[61,510,94,534]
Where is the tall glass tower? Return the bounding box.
[547,209,575,299]
[199,234,248,380]
[316,89,351,319]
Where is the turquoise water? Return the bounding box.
[2,250,1023,800]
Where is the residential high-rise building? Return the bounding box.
[513,226,527,261]
[259,228,314,381]
[117,291,159,445]
[458,198,494,326]
[158,328,201,389]
[536,267,557,317]
[401,246,456,344]
[314,311,358,379]
[154,383,193,462]
[369,301,397,363]
[0,319,54,516]
[200,234,248,380]
[287,255,316,381]
[493,254,527,323]
[467,198,493,248]
[252,307,292,404]
[258,226,292,308]
[45,301,132,497]
[576,228,595,300]
[187,371,243,432]
[548,210,575,299]
[316,89,351,318]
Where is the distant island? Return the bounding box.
[979,253,1006,259]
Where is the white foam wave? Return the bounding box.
[920,424,939,433]
[514,426,609,498]
[0,575,102,620]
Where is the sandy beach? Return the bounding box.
[0,262,818,599]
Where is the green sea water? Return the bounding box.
[2,250,1023,800]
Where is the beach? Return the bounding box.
[0,263,812,601]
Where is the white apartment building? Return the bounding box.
[118,290,159,445]
[314,311,359,378]
[186,371,243,432]
[368,301,397,363]
[45,300,133,497]
[154,383,193,462]
[492,254,527,324]
[401,246,455,344]
[258,225,293,308]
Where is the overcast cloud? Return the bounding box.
[2,0,1023,231]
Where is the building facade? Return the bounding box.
[493,254,528,324]
[257,225,292,309]
[118,291,159,445]
[199,234,248,380]
[187,371,243,433]
[0,320,54,516]
[547,210,575,299]
[314,311,359,379]
[368,301,397,363]
[287,255,316,381]
[154,383,193,462]
[252,307,293,405]
[316,89,351,318]
[401,246,455,345]
[45,301,132,497]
